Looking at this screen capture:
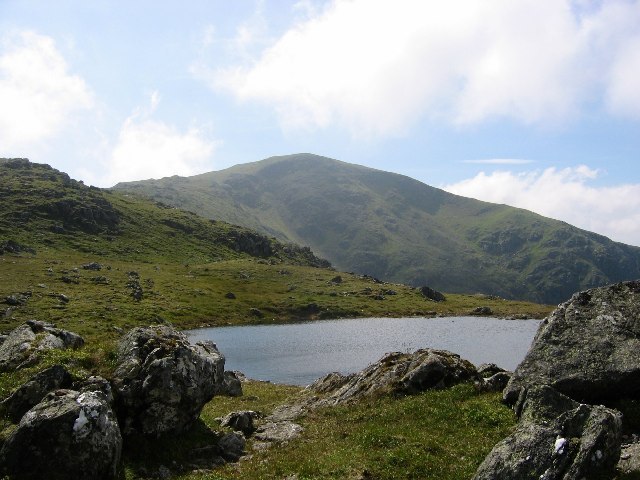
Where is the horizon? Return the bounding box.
[1,1,639,246]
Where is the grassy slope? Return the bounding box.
[115,153,640,305]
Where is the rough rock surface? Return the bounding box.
[315,349,479,405]
[254,421,303,444]
[419,286,446,302]
[0,364,72,421]
[504,280,640,405]
[219,410,258,435]
[473,385,622,480]
[0,389,122,480]
[221,370,243,397]
[0,320,84,372]
[111,325,226,437]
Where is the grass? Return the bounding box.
[143,382,517,480]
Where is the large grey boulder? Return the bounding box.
[0,364,72,422]
[111,325,226,437]
[474,386,622,480]
[0,389,122,480]
[313,349,480,405]
[504,280,640,406]
[0,320,84,372]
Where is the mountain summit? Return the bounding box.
[115,153,640,304]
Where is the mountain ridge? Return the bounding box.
[113,153,640,304]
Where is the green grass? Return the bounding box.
[163,383,515,480]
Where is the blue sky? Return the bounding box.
[1,0,639,246]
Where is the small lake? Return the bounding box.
[186,316,541,386]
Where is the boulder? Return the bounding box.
[307,371,354,394]
[219,410,259,435]
[217,432,246,462]
[111,325,226,437]
[221,370,243,397]
[254,421,303,444]
[317,349,480,405]
[477,363,506,378]
[0,320,84,372]
[419,286,446,302]
[504,280,640,406]
[473,386,622,480]
[0,389,122,480]
[1,364,72,422]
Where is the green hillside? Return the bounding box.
[0,158,549,340]
[115,153,640,304]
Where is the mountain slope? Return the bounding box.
[114,153,640,304]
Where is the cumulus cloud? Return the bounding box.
[0,31,93,151]
[443,166,640,247]
[206,0,640,137]
[99,92,218,187]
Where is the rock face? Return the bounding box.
[0,320,84,372]
[473,386,622,480]
[419,286,446,302]
[0,389,122,480]
[310,349,479,405]
[0,364,72,422]
[111,325,226,436]
[475,281,640,480]
[504,280,640,405]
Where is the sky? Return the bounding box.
[1,0,639,246]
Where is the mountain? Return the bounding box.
[114,153,640,304]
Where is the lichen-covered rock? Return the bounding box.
[307,371,354,394]
[0,364,72,422]
[317,349,480,405]
[111,325,225,437]
[473,386,622,480]
[504,281,640,406]
[0,389,122,480]
[0,320,84,372]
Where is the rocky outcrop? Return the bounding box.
[309,349,480,405]
[504,280,640,406]
[111,325,226,437]
[475,281,640,480]
[0,320,84,372]
[0,389,122,480]
[474,386,622,480]
[0,364,72,422]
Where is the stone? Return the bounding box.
[618,441,640,475]
[477,363,506,378]
[111,324,226,437]
[1,365,72,422]
[219,410,258,435]
[249,307,264,318]
[419,286,446,302]
[307,371,354,394]
[82,262,102,270]
[73,376,114,404]
[479,371,512,392]
[0,320,84,372]
[254,421,303,443]
[473,386,622,480]
[0,389,122,480]
[504,281,640,406]
[330,275,343,284]
[221,370,243,397]
[217,432,246,462]
[316,349,480,405]
[4,293,29,306]
[471,306,493,315]
[225,292,236,299]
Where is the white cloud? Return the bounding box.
[443,166,640,247]
[0,31,93,151]
[98,92,218,187]
[207,0,640,137]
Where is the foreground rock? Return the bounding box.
[504,280,640,406]
[474,386,622,480]
[0,364,72,422]
[0,389,122,480]
[111,324,226,436]
[0,320,84,372]
[307,349,480,406]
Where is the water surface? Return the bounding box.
[186,316,540,385]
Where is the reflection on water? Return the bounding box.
[186,316,540,386]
